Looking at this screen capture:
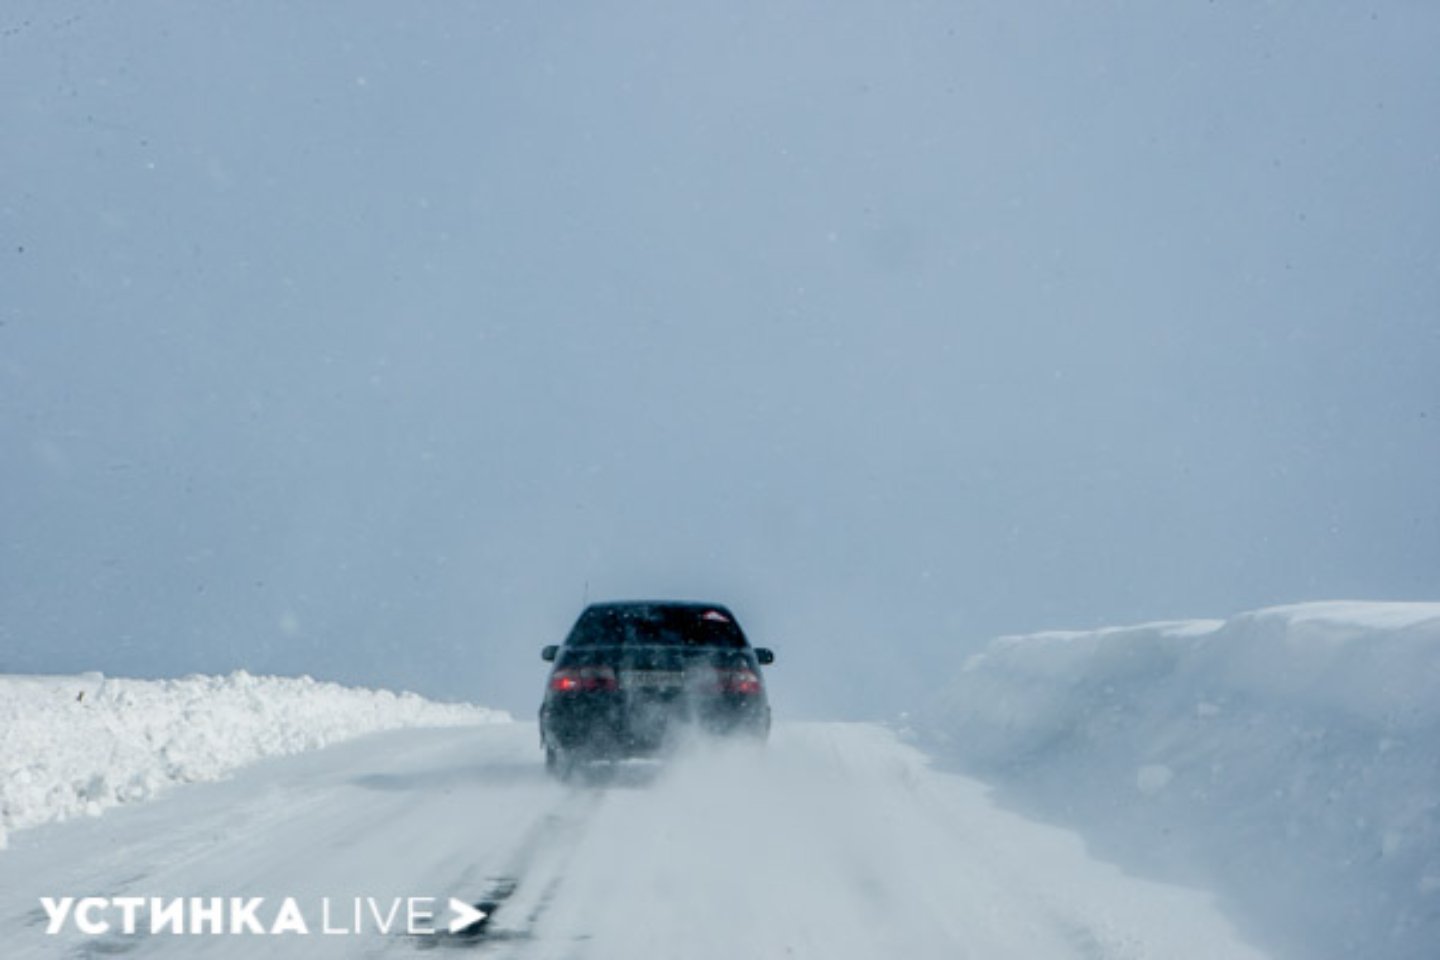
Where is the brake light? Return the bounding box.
[718,669,762,695]
[549,666,618,693]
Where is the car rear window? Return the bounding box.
[566,606,747,648]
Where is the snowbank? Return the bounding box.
[918,601,1440,960]
[0,671,509,849]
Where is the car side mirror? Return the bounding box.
[755,648,774,665]
[542,645,559,662]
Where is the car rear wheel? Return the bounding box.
[545,746,573,780]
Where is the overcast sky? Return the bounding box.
[3,2,1437,717]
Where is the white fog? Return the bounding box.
[2,4,1437,959]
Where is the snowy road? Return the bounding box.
[0,722,1267,959]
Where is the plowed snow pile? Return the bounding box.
[920,601,1440,960]
[0,671,508,849]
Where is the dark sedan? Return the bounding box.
[539,601,774,774]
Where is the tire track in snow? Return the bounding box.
[401,776,617,955]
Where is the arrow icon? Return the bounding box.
[447,898,489,935]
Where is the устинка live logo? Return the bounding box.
[40,895,488,936]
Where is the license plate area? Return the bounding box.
[620,670,685,691]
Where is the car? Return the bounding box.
[539,601,774,774]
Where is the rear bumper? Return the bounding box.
[541,693,769,758]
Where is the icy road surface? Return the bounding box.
[0,723,1267,959]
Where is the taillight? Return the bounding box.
[718,669,762,695]
[549,666,618,693]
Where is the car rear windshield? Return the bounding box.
[565,606,747,648]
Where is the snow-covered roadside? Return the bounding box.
[0,671,509,850]
[917,601,1440,960]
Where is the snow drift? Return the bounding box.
[918,601,1440,960]
[0,671,509,849]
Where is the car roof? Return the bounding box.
[582,600,735,616]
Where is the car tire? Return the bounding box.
[545,746,572,780]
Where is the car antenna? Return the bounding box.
[582,580,589,606]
